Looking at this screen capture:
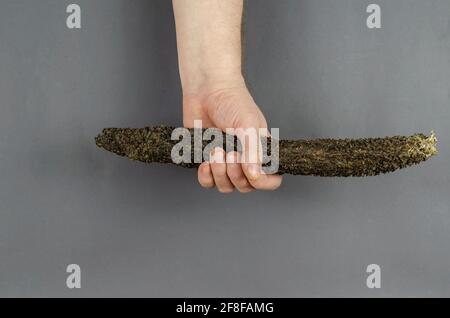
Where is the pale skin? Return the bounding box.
[173,0,283,193]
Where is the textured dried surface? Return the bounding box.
[95,126,437,177]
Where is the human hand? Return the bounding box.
[183,76,283,193]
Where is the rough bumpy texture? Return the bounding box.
[95,126,437,177]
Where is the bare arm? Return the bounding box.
[173,0,244,93]
[172,0,282,193]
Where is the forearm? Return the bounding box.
[172,0,245,93]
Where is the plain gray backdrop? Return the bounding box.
[0,0,449,297]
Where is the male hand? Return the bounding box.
[183,77,283,193]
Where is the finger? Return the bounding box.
[248,174,283,191]
[235,124,263,182]
[226,152,254,193]
[198,162,215,189]
[210,148,234,194]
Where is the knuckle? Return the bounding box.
[211,163,227,176]
[227,166,242,180]
[226,152,239,164]
[248,179,261,189]
[235,177,250,189]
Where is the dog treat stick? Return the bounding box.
[95,126,437,177]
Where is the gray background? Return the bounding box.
[0,0,449,297]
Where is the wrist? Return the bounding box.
[180,68,246,96]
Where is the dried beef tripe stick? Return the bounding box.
[95,126,437,177]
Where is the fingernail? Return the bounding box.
[247,164,260,180]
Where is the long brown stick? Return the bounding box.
[95,126,437,177]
